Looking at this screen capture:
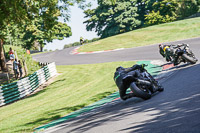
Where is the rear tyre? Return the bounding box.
[130,82,151,100]
[182,54,198,64]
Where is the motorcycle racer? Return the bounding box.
[159,44,172,62]
[159,43,184,65]
[114,64,163,101]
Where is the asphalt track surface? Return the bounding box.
[33,37,200,65]
[33,37,200,133]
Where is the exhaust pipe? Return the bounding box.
[137,79,151,86]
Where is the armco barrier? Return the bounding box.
[0,62,57,107]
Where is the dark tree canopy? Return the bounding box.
[144,0,178,26]
[144,0,200,26]
[84,0,141,38]
[177,0,200,18]
[85,0,200,38]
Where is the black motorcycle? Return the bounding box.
[114,65,164,100]
[173,44,198,65]
[162,43,198,65]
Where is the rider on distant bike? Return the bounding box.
[80,37,84,45]
[159,44,172,62]
[159,43,186,65]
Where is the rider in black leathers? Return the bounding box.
[114,64,163,100]
[114,64,145,100]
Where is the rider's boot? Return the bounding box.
[151,82,164,93]
[166,56,171,62]
[173,55,179,65]
[123,93,135,100]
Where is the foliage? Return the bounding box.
[136,0,157,24]
[0,0,63,34]
[145,11,176,26]
[84,0,200,39]
[84,0,141,38]
[64,42,80,48]
[145,0,178,26]
[0,0,88,70]
[3,24,24,46]
[177,0,200,19]
[1,1,73,51]
[22,20,72,51]
[63,37,100,49]
[110,0,116,5]
[152,0,178,16]
[145,0,200,26]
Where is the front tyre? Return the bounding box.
[182,54,198,64]
[130,82,151,100]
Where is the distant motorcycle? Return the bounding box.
[114,64,164,100]
[159,43,198,65]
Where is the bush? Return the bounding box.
[63,37,100,49]
[145,11,176,26]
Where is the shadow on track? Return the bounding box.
[53,63,200,133]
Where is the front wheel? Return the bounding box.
[130,82,151,100]
[182,54,198,64]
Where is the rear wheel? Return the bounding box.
[182,54,198,64]
[130,82,151,100]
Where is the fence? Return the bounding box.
[0,62,57,107]
[187,12,200,19]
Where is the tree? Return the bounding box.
[144,0,200,26]
[110,0,116,5]
[145,11,176,26]
[0,0,84,71]
[0,1,58,70]
[136,0,157,24]
[152,0,178,16]
[84,0,141,38]
[177,0,200,19]
[23,20,72,51]
[144,0,178,26]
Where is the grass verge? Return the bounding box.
[0,61,135,133]
[31,51,49,56]
[79,17,200,52]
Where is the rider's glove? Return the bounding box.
[140,64,146,71]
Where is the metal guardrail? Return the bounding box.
[0,62,57,107]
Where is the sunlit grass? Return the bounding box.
[0,61,136,133]
[79,17,200,52]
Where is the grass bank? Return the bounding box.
[31,51,49,56]
[79,17,200,52]
[0,61,135,133]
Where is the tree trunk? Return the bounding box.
[0,39,7,71]
[40,43,43,52]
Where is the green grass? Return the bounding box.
[2,17,199,133]
[79,17,200,52]
[0,61,136,133]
